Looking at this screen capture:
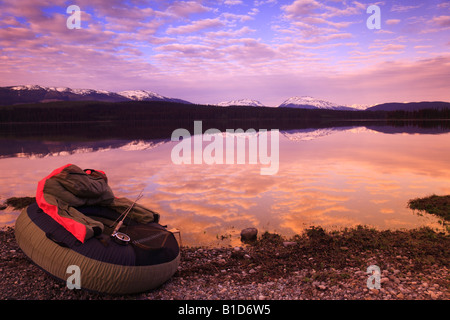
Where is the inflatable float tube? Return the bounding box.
[15,202,180,294]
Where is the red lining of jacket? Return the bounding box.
[35,164,87,243]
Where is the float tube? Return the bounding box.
[15,165,180,295]
[15,203,180,294]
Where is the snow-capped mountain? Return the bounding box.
[0,85,192,105]
[216,99,265,107]
[118,90,166,101]
[347,103,371,110]
[47,86,112,96]
[278,96,358,110]
[117,89,191,104]
[11,85,45,91]
[11,85,123,96]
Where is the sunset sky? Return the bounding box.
[0,0,449,106]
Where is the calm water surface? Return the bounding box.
[1,125,449,246]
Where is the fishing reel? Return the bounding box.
[111,231,131,245]
[109,189,144,246]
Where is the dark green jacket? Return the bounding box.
[36,164,158,243]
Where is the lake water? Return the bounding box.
[1,124,449,246]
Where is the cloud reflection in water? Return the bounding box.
[0,127,449,246]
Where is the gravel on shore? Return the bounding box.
[1,225,449,300]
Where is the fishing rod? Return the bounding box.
[110,189,144,245]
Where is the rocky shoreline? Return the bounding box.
[1,225,449,300]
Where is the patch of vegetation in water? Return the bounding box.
[408,195,450,232]
[2,197,36,210]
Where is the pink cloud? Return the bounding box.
[294,32,353,44]
[166,1,212,18]
[222,38,279,62]
[0,0,54,20]
[0,27,35,42]
[382,44,406,52]
[156,43,215,56]
[431,15,450,27]
[321,1,365,18]
[368,43,406,52]
[221,12,254,22]
[386,19,401,25]
[0,16,22,27]
[282,0,321,18]
[205,26,254,38]
[167,18,224,34]
[224,0,243,5]
[390,4,422,12]
[303,16,354,28]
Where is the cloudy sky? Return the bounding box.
[0,0,449,106]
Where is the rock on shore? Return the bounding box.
[240,228,258,242]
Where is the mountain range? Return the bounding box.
[365,101,450,111]
[216,99,265,107]
[0,85,449,111]
[277,96,367,110]
[0,85,191,105]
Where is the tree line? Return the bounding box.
[0,100,448,129]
